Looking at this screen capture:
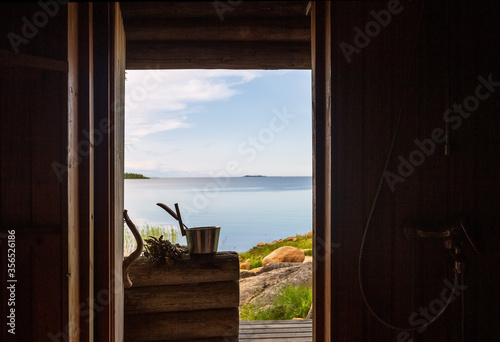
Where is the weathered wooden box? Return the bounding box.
[124,252,240,341]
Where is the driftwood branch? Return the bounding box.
[123,209,144,288]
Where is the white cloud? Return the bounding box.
[125,159,158,171]
[127,120,191,138]
[122,69,312,177]
[125,70,261,139]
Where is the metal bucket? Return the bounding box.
[185,226,220,254]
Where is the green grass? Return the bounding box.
[240,285,312,321]
[124,172,149,179]
[248,256,263,269]
[124,223,182,256]
[238,234,312,268]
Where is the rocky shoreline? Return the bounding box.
[238,232,313,319]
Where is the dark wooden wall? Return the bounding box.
[1,3,128,341]
[314,1,500,341]
[0,3,68,341]
[120,1,311,69]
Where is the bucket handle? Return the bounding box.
[156,202,188,236]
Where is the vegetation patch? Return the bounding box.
[240,285,312,321]
[238,234,312,269]
[143,235,188,265]
[124,223,181,256]
[124,172,150,179]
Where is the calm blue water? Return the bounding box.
[124,177,312,252]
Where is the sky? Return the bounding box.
[124,69,312,178]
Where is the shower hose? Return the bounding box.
[357,1,463,335]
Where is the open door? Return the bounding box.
[93,3,126,341]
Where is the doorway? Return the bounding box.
[123,69,314,332]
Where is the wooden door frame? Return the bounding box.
[77,3,94,341]
[311,2,332,341]
[68,3,97,341]
[92,3,125,342]
[80,2,330,341]
[70,3,125,341]
[68,3,81,340]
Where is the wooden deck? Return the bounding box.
[239,320,312,341]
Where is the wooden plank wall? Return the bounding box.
[124,253,240,341]
[239,320,312,341]
[0,3,69,341]
[313,1,500,341]
[120,1,311,70]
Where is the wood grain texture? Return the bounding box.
[152,338,238,342]
[93,3,114,340]
[240,319,312,341]
[0,3,68,60]
[67,3,81,340]
[112,3,126,341]
[128,252,239,287]
[120,1,309,19]
[120,1,311,70]
[315,1,500,341]
[0,50,67,71]
[124,17,310,43]
[126,41,311,70]
[124,308,239,341]
[124,252,239,340]
[125,280,239,314]
[0,3,68,340]
[310,2,331,341]
[76,3,94,341]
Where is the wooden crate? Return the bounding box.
[124,252,240,341]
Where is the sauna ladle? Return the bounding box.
[156,202,188,236]
[174,203,186,237]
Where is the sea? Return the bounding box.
[124,176,312,252]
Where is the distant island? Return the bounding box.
[243,175,266,177]
[124,172,150,179]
